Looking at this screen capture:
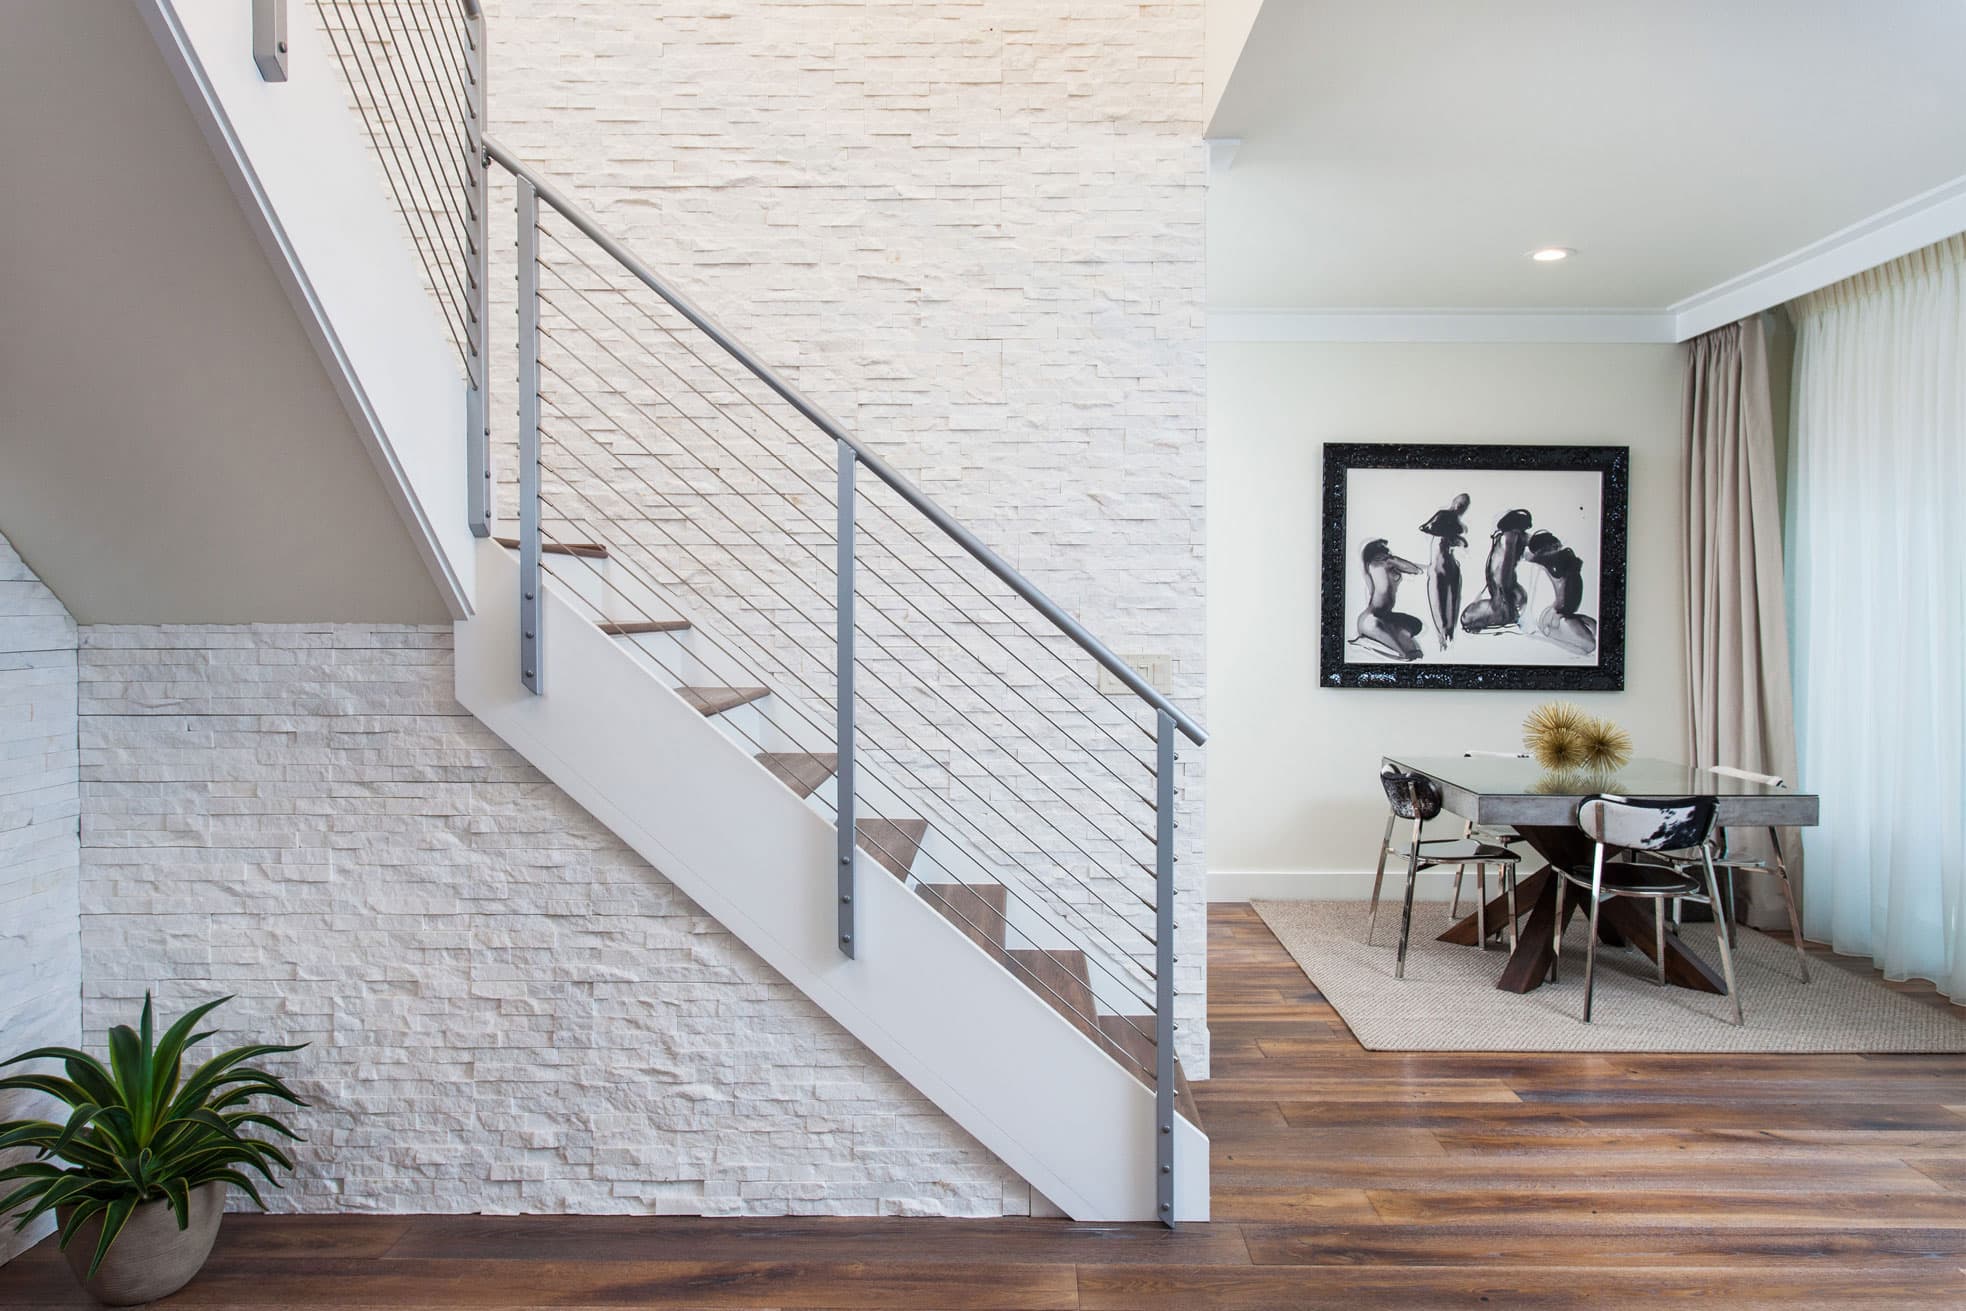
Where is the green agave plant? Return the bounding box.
[0,995,306,1278]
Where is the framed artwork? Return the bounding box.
[1319,443,1629,691]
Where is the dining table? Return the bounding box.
[1382,754,1821,994]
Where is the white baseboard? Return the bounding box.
[1209,868,1473,903]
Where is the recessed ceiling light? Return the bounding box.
[1528,247,1574,263]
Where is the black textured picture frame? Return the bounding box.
[1319,443,1629,691]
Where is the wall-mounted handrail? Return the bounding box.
[481,135,1205,747]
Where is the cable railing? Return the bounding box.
[310,0,492,535]
[526,208,1166,983]
[310,7,1200,1223]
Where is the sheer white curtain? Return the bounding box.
[1789,234,1966,1002]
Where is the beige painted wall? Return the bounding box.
[0,1,450,623]
[1206,341,1689,891]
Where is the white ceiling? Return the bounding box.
[1207,0,1966,319]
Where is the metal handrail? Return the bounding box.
[533,223,1163,796]
[482,136,1205,748]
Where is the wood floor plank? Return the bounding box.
[0,1256,1082,1309]
[3,900,1961,1307]
[1239,1222,1966,1267]
[1364,1188,1966,1228]
[383,1214,1250,1266]
[1907,1157,1966,1191]
[1076,1262,1958,1310]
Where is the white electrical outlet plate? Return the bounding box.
[1098,654,1171,697]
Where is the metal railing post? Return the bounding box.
[1155,708,1177,1226]
[464,0,492,538]
[517,176,542,693]
[836,440,857,958]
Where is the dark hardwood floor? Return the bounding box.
[3,902,1962,1308]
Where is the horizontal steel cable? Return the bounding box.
[315,0,472,366]
[528,245,1158,815]
[531,419,1161,993]
[530,361,1164,962]
[534,225,1160,768]
[528,494,1159,1033]
[532,329,1161,920]
[531,261,1159,844]
[329,0,477,271]
[533,292,1159,869]
[383,0,477,157]
[531,414,1163,979]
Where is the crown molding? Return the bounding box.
[1668,172,1966,339]
[1207,308,1678,345]
[1210,175,1966,346]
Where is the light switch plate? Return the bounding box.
[1098,654,1172,697]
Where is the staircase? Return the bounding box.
[210,0,1209,1222]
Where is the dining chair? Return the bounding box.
[1447,751,1529,918]
[1368,764,1521,979]
[1553,794,1742,1025]
[1654,765,1809,982]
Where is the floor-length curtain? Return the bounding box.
[1683,314,1799,929]
[1789,234,1966,1002]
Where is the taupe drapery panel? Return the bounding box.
[1683,315,1800,928]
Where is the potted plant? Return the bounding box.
[0,995,305,1306]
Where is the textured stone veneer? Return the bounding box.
[480,0,1211,1068]
[0,532,81,1264]
[78,625,1028,1217]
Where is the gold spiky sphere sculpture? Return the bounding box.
[1523,702,1590,770]
[1523,702,1631,773]
[1573,715,1634,772]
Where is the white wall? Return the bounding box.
[0,532,80,1266]
[77,625,1029,1219]
[1206,341,1688,898]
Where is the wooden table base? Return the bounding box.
[1436,830,1727,996]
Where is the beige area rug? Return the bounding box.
[1251,899,1966,1053]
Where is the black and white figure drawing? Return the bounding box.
[1351,538,1426,660]
[1418,493,1469,651]
[1321,444,1628,691]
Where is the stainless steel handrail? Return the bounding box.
[482,135,1205,747]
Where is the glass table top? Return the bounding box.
[1383,754,1804,801]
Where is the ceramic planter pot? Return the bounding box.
[58,1181,226,1306]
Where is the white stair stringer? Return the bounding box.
[456,540,1208,1221]
[534,544,1161,1024]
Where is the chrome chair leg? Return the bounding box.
[1582,888,1603,1023]
[1449,867,1465,918]
[1653,899,1667,985]
[1701,852,1744,1025]
[1394,846,1422,980]
[1366,815,1393,944]
[1726,866,1739,937]
[1770,827,1809,983]
[1504,870,1518,953]
[1549,880,1563,983]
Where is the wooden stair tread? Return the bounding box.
[856,818,927,880]
[1008,948,1099,1043]
[493,536,609,559]
[755,752,838,799]
[597,619,690,636]
[917,882,1010,959]
[676,686,770,717]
